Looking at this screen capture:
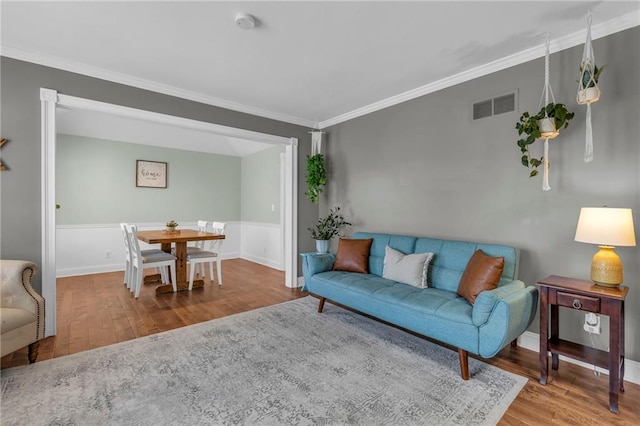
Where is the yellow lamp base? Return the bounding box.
[591,245,623,287]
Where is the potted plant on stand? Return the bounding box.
[308,206,351,253]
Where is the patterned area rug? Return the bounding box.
[1,296,526,425]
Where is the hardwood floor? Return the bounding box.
[2,259,638,424]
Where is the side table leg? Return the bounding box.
[608,299,622,414]
[539,287,549,385]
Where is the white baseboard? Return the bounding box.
[241,253,284,271]
[518,331,640,385]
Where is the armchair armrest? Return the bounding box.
[1,260,44,317]
[300,252,335,291]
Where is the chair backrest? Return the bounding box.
[120,223,131,260]
[193,220,209,250]
[206,222,226,252]
[126,224,143,265]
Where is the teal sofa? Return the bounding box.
[301,232,538,380]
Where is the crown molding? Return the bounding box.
[2,9,637,131]
[0,45,316,128]
[319,11,640,128]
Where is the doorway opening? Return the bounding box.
[41,88,298,337]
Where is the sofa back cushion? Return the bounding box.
[353,232,519,293]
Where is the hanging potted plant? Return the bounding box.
[305,153,326,204]
[516,102,575,177]
[308,206,351,253]
[577,61,604,104]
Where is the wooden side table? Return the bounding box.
[537,275,628,413]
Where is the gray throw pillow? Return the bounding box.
[382,246,434,288]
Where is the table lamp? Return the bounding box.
[574,207,636,287]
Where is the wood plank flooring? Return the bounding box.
[2,258,638,424]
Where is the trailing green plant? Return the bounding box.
[305,153,327,203]
[579,62,605,89]
[516,102,575,177]
[308,206,351,240]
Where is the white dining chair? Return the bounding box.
[187,221,226,290]
[120,223,167,290]
[126,224,177,298]
[173,220,208,256]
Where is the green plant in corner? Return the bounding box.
[305,153,326,204]
[516,102,575,177]
[308,206,351,241]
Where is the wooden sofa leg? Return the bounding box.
[458,348,469,380]
[317,297,326,313]
[28,341,40,363]
[511,339,518,348]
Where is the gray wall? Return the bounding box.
[57,134,242,224]
[241,145,285,224]
[324,28,640,360]
[0,57,318,290]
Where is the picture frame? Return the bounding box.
[136,160,167,188]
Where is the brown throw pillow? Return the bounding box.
[457,249,505,305]
[333,238,373,273]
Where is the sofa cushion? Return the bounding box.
[457,249,505,305]
[382,246,434,288]
[333,238,373,273]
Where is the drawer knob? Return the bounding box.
[572,299,582,309]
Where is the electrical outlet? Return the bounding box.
[105,250,112,259]
[584,313,601,334]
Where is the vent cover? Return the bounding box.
[472,92,516,120]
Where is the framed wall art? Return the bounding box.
[136,160,167,188]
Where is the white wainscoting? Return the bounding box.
[239,222,284,271]
[56,221,282,277]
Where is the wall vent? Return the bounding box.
[472,91,516,120]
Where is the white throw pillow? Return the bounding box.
[382,246,434,288]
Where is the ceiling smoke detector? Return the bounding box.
[235,13,256,30]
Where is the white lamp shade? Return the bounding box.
[574,207,636,247]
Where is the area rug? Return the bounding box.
[1,296,526,425]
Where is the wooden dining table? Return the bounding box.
[136,229,225,294]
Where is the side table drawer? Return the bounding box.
[557,292,600,312]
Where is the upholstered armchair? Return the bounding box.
[1,260,45,362]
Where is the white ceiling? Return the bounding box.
[2,1,639,149]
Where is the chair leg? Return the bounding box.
[216,258,222,286]
[134,267,143,298]
[209,262,214,284]
[188,262,196,291]
[28,341,40,363]
[317,297,326,313]
[458,348,470,380]
[124,260,130,287]
[158,267,167,284]
[170,263,177,292]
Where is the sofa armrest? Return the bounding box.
[472,281,525,326]
[301,252,335,290]
[477,283,538,358]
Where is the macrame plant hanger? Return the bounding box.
[577,10,601,163]
[310,121,323,155]
[538,33,559,191]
